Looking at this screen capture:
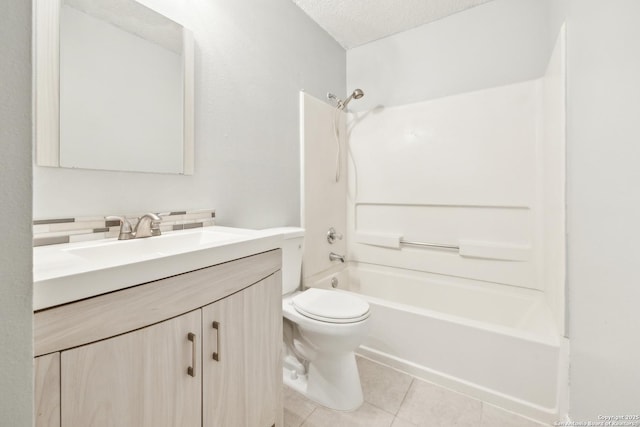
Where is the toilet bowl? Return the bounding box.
[273,227,371,411]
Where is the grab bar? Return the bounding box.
[355,232,529,260]
[400,239,459,251]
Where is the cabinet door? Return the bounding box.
[203,272,283,427]
[35,352,60,427]
[244,272,283,427]
[61,310,201,427]
[203,280,246,427]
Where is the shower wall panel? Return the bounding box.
[539,25,566,334]
[347,80,543,291]
[300,92,347,280]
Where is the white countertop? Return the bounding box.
[33,226,285,311]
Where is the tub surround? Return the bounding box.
[299,92,347,279]
[346,79,550,291]
[345,24,566,334]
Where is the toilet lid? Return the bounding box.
[292,288,370,324]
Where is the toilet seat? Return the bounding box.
[292,288,370,324]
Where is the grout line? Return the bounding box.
[361,395,399,419]
[300,406,316,427]
[386,413,397,427]
[356,354,414,417]
[367,401,398,420]
[394,376,414,416]
[395,378,414,419]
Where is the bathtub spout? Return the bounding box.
[329,252,345,263]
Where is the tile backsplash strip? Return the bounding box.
[33,209,216,247]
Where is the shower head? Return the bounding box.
[352,88,365,99]
[340,88,365,109]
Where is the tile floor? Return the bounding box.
[283,356,549,427]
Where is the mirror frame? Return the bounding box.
[34,0,195,175]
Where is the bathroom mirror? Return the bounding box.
[34,0,194,174]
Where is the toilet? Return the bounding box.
[277,227,371,411]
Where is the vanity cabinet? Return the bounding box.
[34,250,282,427]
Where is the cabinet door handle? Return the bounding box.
[187,332,197,377]
[212,321,220,362]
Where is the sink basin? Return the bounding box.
[64,228,258,263]
[33,226,285,310]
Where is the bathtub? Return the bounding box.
[304,262,568,424]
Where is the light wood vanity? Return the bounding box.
[34,249,283,427]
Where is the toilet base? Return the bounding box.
[283,351,364,411]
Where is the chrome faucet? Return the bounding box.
[134,213,162,238]
[107,213,162,240]
[329,252,345,263]
[106,216,134,240]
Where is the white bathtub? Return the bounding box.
[305,262,568,424]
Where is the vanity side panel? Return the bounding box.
[34,352,60,427]
[34,249,281,356]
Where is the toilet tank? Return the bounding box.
[267,227,304,295]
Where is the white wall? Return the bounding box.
[34,0,346,229]
[564,0,640,419]
[347,0,553,110]
[0,0,33,424]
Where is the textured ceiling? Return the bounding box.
[292,0,496,49]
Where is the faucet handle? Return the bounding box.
[106,216,134,240]
[327,227,343,244]
[150,216,162,237]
